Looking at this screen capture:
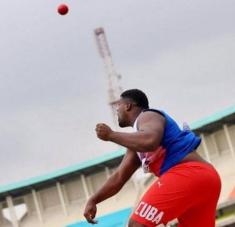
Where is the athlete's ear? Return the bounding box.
[126,103,133,111]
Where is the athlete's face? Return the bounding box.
[114,98,130,127]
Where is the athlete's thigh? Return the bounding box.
[178,201,217,227]
[128,218,146,227]
[130,170,193,226]
[177,163,221,227]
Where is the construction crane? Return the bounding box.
[94,27,123,126]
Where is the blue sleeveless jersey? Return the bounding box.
[143,109,201,175]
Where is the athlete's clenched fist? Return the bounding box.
[95,123,113,141]
[83,199,98,224]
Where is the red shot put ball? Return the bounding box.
[57,4,69,15]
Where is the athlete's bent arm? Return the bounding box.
[83,149,141,224]
[96,112,165,152]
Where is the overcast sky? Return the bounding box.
[0,0,235,185]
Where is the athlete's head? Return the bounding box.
[115,89,149,127]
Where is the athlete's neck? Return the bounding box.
[130,109,143,127]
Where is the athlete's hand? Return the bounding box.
[84,199,98,224]
[96,123,113,141]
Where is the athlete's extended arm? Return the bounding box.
[83,149,141,224]
[96,112,165,152]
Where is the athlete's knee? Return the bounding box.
[128,218,146,227]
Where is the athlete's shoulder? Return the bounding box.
[138,109,165,125]
[143,108,164,116]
